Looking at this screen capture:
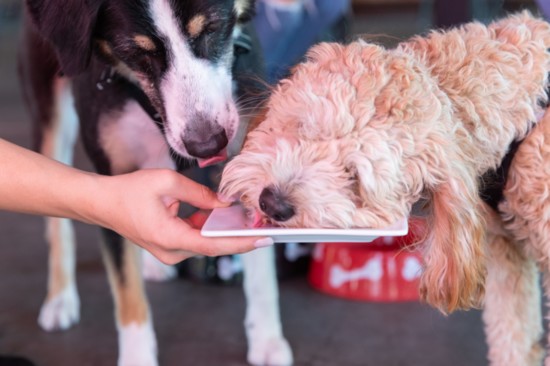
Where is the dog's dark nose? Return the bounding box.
[259,187,295,222]
[183,121,228,159]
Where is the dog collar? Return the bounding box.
[95,66,116,91]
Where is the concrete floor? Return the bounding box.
[0,3,541,366]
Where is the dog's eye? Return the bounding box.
[204,21,222,35]
[134,51,164,75]
[190,18,229,60]
[135,53,152,70]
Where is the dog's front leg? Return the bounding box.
[80,99,170,366]
[101,230,158,366]
[241,247,293,366]
[492,111,550,366]
[482,234,543,366]
[36,78,80,331]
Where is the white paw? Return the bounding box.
[118,322,158,366]
[141,249,177,282]
[247,337,293,366]
[38,285,80,331]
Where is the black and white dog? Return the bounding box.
[18,1,291,365]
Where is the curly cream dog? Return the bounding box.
[221,9,550,329]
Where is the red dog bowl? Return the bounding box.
[308,218,426,302]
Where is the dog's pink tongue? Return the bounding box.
[252,211,265,228]
[197,150,227,168]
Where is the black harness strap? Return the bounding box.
[479,138,524,212]
[479,71,550,213]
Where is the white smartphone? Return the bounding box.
[201,204,409,243]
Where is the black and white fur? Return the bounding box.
[18,1,291,365]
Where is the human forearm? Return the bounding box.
[0,138,271,262]
[0,138,103,224]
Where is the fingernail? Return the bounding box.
[254,237,274,248]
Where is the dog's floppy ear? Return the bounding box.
[25,0,103,76]
[234,0,256,23]
[420,146,486,314]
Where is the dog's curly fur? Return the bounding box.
[220,11,550,318]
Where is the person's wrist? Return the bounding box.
[75,172,115,229]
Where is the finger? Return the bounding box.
[163,173,228,209]
[178,228,274,256]
[149,247,197,265]
[159,216,272,255]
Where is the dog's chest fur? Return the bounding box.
[98,100,171,174]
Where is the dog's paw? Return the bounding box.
[118,322,158,366]
[38,285,80,331]
[141,249,177,282]
[247,337,293,366]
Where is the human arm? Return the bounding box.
[0,139,272,263]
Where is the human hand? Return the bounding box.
[89,169,273,264]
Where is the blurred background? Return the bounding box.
[0,0,544,365]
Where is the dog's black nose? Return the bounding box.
[259,187,295,222]
[183,122,228,159]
